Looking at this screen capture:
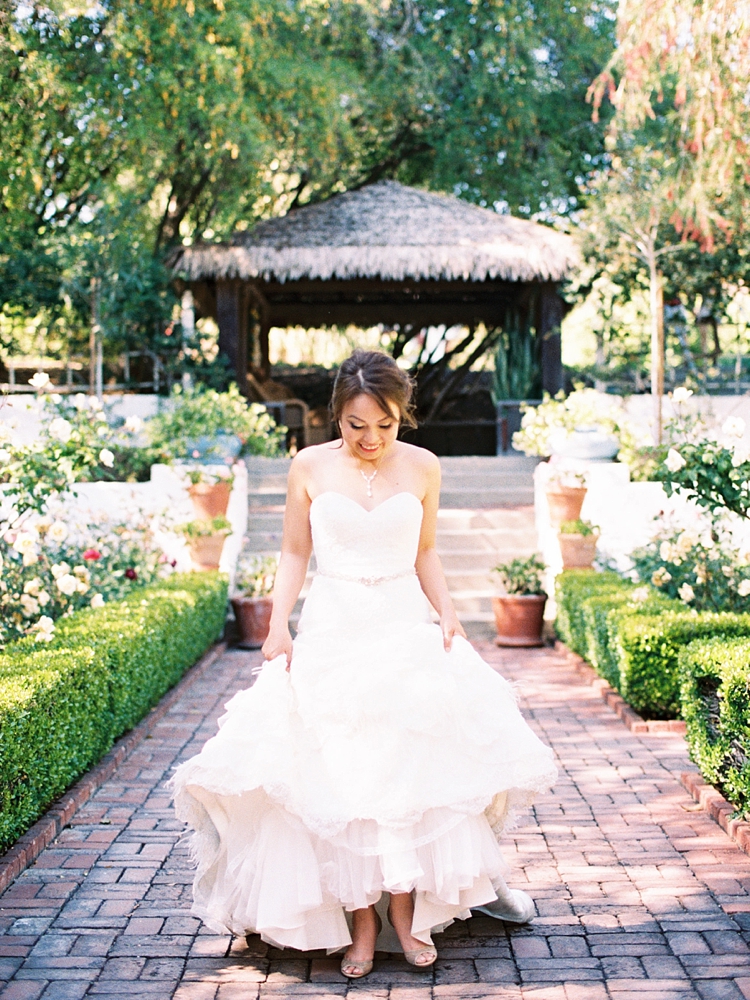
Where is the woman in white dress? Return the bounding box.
[172,349,557,979]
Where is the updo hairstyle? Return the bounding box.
[330,349,417,431]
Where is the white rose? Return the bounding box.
[73,393,89,411]
[678,582,695,603]
[90,593,105,608]
[20,594,39,616]
[99,449,114,468]
[732,445,750,467]
[631,586,650,602]
[672,387,693,403]
[47,520,68,543]
[23,578,41,596]
[89,397,103,411]
[665,448,687,473]
[51,561,71,579]
[56,573,79,596]
[48,417,72,443]
[28,372,51,390]
[50,393,62,404]
[723,416,746,438]
[97,424,109,437]
[652,567,672,586]
[37,590,50,606]
[659,541,672,562]
[22,550,39,567]
[0,448,10,465]
[738,579,750,597]
[31,615,55,641]
[124,415,143,434]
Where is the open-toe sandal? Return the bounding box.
[340,911,381,979]
[387,904,438,969]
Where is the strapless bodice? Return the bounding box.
[309,491,423,581]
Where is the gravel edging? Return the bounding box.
[553,640,687,735]
[0,640,227,895]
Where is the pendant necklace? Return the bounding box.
[360,465,378,498]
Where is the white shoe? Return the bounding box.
[472,885,535,924]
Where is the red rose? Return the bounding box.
[125,567,137,580]
[83,549,101,561]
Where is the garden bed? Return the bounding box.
[0,572,228,854]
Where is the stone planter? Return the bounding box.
[231,595,273,649]
[491,594,547,648]
[558,532,599,570]
[550,428,619,461]
[546,486,587,529]
[188,481,231,520]
[189,534,227,571]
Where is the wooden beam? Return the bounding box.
[215,279,248,395]
[537,284,564,395]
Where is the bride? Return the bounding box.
[172,349,557,979]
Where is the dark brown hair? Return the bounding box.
[331,349,417,430]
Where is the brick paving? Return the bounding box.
[2,642,750,1000]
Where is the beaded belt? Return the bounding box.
[317,568,416,587]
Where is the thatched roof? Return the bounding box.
[173,181,576,285]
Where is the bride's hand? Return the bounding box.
[262,625,294,671]
[440,611,467,651]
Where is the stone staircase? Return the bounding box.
[244,454,539,640]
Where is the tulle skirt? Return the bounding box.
[172,576,557,951]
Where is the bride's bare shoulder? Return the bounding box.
[289,441,341,474]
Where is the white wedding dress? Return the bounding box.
[172,491,557,952]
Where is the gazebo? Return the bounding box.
[171,180,576,400]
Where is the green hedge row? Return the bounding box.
[0,572,227,854]
[680,637,750,816]
[556,570,750,719]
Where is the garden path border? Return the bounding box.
[0,639,227,896]
[553,639,687,735]
[681,770,750,859]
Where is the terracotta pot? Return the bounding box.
[546,486,587,529]
[189,534,227,571]
[188,481,231,520]
[492,594,546,647]
[231,595,273,649]
[558,532,599,570]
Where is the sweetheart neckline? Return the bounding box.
[310,491,422,515]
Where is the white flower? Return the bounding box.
[672,387,693,403]
[22,550,39,566]
[31,615,55,642]
[20,594,39,616]
[665,448,687,473]
[700,532,715,549]
[678,582,695,603]
[58,457,74,482]
[73,565,90,582]
[48,417,73,443]
[659,541,673,562]
[722,565,735,578]
[96,424,109,437]
[73,393,89,411]
[37,590,50,606]
[23,578,41,596]
[723,416,746,438]
[732,445,750,467]
[631,586,650,602]
[0,448,10,465]
[652,567,672,586]
[89,396,103,411]
[676,531,699,555]
[56,573,79,596]
[12,530,38,554]
[738,579,750,597]
[51,561,71,580]
[28,372,50,390]
[50,393,62,404]
[47,520,68,543]
[99,448,114,468]
[90,593,105,608]
[124,415,143,434]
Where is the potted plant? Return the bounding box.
[231,555,277,648]
[545,470,587,529]
[490,554,547,647]
[180,516,233,571]
[558,519,599,570]
[184,467,234,520]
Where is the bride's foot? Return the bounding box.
[387,892,438,969]
[341,906,381,979]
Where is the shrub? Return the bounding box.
[0,572,227,853]
[555,570,627,657]
[612,611,750,720]
[679,636,750,816]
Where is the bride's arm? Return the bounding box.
[414,453,467,651]
[261,453,314,667]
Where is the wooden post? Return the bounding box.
[538,284,564,395]
[215,279,249,395]
[247,283,271,379]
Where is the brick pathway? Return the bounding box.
[2,643,750,1000]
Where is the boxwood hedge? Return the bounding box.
[679,636,750,816]
[555,570,627,657]
[0,572,227,854]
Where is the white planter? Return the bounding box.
[549,428,619,461]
